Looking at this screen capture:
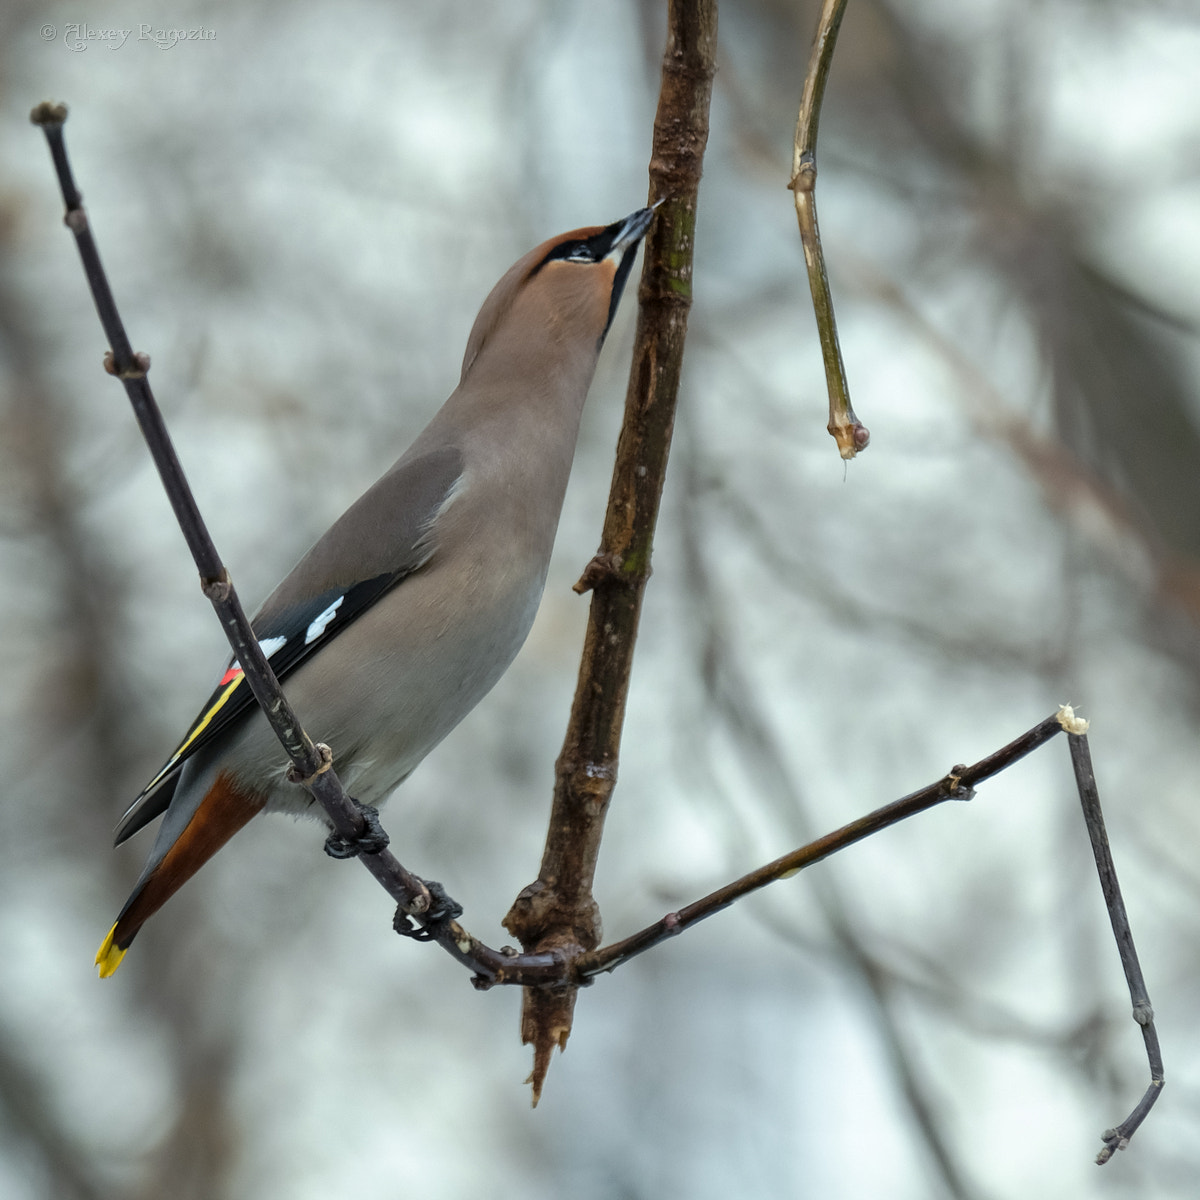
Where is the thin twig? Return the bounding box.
[579,712,1064,975]
[1065,730,1165,1164]
[788,0,868,459]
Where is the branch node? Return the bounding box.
[287,741,334,786]
[200,570,233,601]
[65,208,89,234]
[573,551,645,595]
[103,349,151,379]
[942,764,975,801]
[788,152,817,193]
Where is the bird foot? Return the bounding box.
[323,800,390,859]
[394,879,464,941]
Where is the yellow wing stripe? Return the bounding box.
[139,670,247,796]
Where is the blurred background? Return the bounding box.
[2,0,1199,1196]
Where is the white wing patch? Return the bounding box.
[229,635,288,674]
[305,596,345,644]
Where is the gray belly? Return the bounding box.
[216,553,547,817]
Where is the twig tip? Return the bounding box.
[1056,704,1090,735]
[829,418,870,459]
[30,100,69,128]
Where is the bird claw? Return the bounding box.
[323,801,390,859]
[393,879,464,941]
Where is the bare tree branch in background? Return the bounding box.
[858,0,1200,646]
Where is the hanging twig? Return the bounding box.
[789,0,868,459]
[1064,725,1165,1163]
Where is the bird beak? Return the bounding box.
[610,204,660,255]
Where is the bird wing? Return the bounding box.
[114,445,466,845]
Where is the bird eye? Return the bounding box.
[564,242,596,263]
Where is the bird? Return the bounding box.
[95,204,659,977]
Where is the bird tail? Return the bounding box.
[95,925,127,978]
[95,770,266,977]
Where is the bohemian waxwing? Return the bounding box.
[96,205,658,976]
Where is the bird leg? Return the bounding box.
[393,879,464,941]
[323,799,390,859]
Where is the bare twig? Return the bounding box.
[501,0,718,1101]
[1065,728,1165,1164]
[788,0,868,459]
[579,707,1164,1159]
[579,712,1063,975]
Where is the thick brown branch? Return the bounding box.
[502,0,718,1102]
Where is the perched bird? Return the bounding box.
[96,205,658,977]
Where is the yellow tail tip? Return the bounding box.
[95,924,127,978]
